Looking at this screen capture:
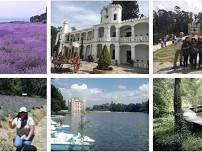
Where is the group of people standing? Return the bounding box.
[173,32,202,69]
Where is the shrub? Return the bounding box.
[182,136,202,151]
[98,45,111,70]
[154,134,183,151]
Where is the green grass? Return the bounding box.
[154,116,202,151]
[154,44,177,62]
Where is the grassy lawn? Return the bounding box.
[154,44,177,62]
[154,116,202,151]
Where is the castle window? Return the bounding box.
[114,14,117,20]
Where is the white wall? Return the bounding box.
[135,45,149,63]
[134,23,149,36]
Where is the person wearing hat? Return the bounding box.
[8,107,35,151]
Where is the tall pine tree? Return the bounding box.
[112,1,140,20]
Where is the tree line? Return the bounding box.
[51,84,67,113]
[153,6,202,44]
[30,9,47,23]
[0,79,46,98]
[88,100,149,112]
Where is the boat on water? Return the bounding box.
[51,120,71,132]
[51,132,95,151]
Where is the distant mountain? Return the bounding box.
[30,9,47,23]
[0,17,29,23]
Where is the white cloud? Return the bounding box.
[138,84,149,92]
[70,83,88,91]
[52,2,100,29]
[59,83,149,106]
[118,85,127,90]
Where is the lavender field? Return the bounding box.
[0,23,46,74]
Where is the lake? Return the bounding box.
[61,112,149,151]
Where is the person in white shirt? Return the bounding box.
[8,107,35,151]
[173,32,184,68]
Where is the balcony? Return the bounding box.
[97,37,105,42]
[110,37,118,42]
[134,36,149,42]
[120,37,131,43]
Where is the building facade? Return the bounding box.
[68,98,86,113]
[55,4,149,68]
[188,22,201,35]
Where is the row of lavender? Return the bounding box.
[0,95,46,120]
[0,23,46,74]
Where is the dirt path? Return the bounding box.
[32,116,47,151]
[153,41,172,52]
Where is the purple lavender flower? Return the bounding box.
[0,23,46,74]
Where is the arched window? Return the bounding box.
[113,14,117,20]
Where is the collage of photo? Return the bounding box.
[0,0,201,151]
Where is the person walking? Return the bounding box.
[8,107,35,151]
[173,32,184,68]
[182,37,190,67]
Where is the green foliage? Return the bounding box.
[153,79,174,117]
[30,9,47,23]
[182,136,202,151]
[51,85,67,113]
[0,79,46,97]
[112,1,140,20]
[91,100,149,112]
[153,6,200,36]
[51,26,59,57]
[155,133,183,151]
[98,45,112,70]
[154,78,202,118]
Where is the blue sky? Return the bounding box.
[52,78,149,106]
[154,0,202,14]
[52,0,149,28]
[0,0,46,21]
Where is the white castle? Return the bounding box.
[55,3,149,68]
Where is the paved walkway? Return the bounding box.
[154,62,202,74]
[153,41,172,52]
[52,61,149,74]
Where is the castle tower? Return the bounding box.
[63,21,69,34]
[100,4,122,24]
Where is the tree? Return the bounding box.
[174,78,183,133]
[51,85,67,112]
[112,1,140,20]
[51,26,59,56]
[98,45,112,70]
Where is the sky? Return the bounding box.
[154,0,202,14]
[52,0,149,29]
[52,78,149,106]
[0,0,46,21]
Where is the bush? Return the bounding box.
[154,134,183,151]
[98,45,111,70]
[182,136,202,151]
